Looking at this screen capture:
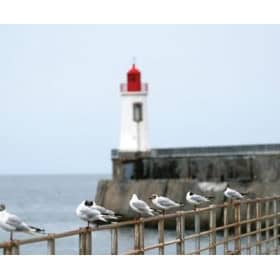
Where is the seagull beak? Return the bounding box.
[149,196,153,200]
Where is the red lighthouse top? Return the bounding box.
[127,64,141,91]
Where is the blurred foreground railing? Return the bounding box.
[1,196,280,255]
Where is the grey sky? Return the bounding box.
[0,25,279,174]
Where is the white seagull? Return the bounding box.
[129,194,155,218]
[186,192,210,209]
[224,187,244,201]
[76,200,108,227]
[0,204,45,241]
[149,194,183,214]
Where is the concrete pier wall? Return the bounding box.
[95,178,280,228]
[112,144,280,182]
[95,144,280,229]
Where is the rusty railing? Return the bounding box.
[0,196,279,255]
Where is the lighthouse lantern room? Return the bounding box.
[119,64,150,152]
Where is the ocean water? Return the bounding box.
[0,175,259,255]
[0,174,110,254]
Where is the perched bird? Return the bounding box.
[0,204,45,241]
[76,200,108,227]
[224,187,244,202]
[129,194,155,218]
[149,194,184,214]
[186,192,210,210]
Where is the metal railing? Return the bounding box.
[0,196,279,255]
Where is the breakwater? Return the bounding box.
[95,143,280,228]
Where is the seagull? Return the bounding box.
[224,187,244,202]
[129,194,155,218]
[186,192,210,210]
[0,204,45,241]
[149,194,184,214]
[76,200,108,227]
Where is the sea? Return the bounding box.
[0,174,256,255]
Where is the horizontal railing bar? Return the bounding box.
[143,239,181,252]
[189,245,214,254]
[125,239,181,254]
[213,225,277,248]
[184,213,280,241]
[239,235,280,253]
[187,226,279,255]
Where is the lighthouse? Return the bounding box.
[119,64,150,152]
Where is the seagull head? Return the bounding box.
[149,194,158,200]
[225,183,230,190]
[0,204,6,211]
[131,194,138,201]
[186,192,193,199]
[84,200,93,207]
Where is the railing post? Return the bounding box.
[223,203,229,254]
[3,241,13,255]
[158,216,165,255]
[256,200,262,255]
[176,211,185,255]
[194,212,200,255]
[234,203,241,254]
[246,203,251,255]
[273,199,278,254]
[265,200,270,254]
[111,228,118,255]
[134,222,140,254]
[209,205,216,255]
[47,235,55,255]
[139,218,145,255]
[3,246,12,255]
[85,229,92,255]
[11,243,20,255]
[79,230,86,255]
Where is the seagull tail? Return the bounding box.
[29,226,46,234]
[151,208,161,214]
[114,212,123,218]
[240,191,248,196]
[105,214,118,220]
[98,215,108,223]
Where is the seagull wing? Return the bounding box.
[192,194,209,203]
[5,213,22,227]
[5,213,32,231]
[93,205,115,215]
[132,200,151,212]
[227,189,243,199]
[157,197,177,207]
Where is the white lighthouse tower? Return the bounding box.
[119,64,150,152]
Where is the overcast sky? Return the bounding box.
[0,25,279,175]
